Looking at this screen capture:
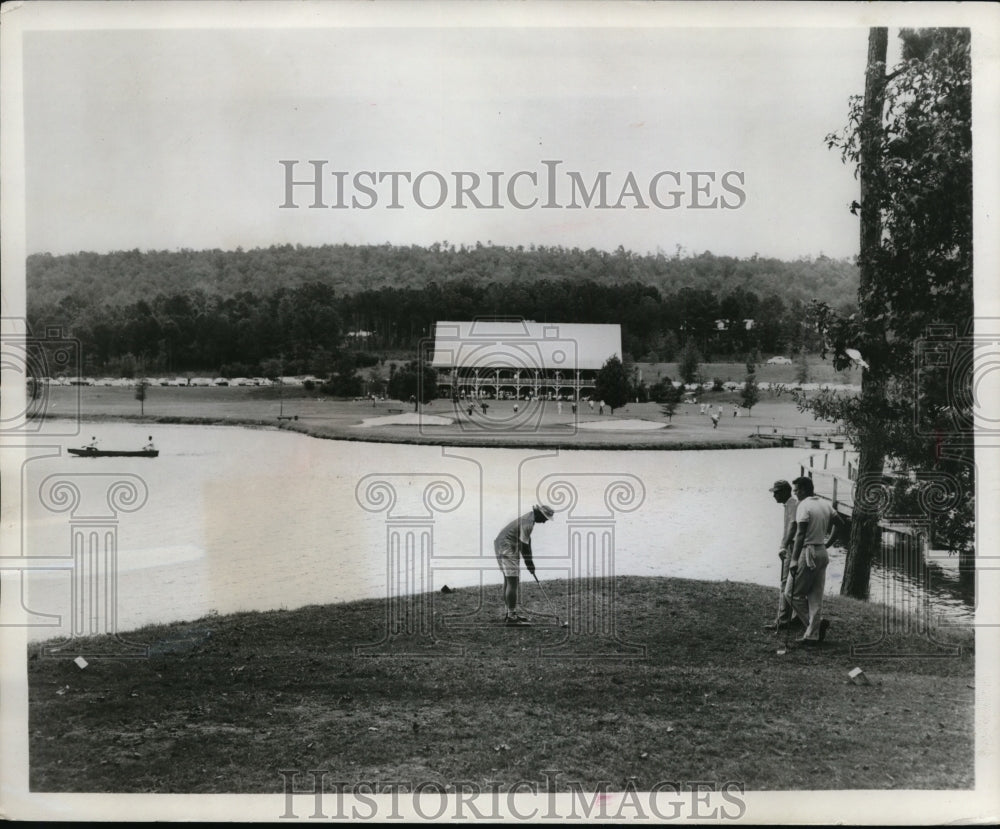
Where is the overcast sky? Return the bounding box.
[10,11,932,261]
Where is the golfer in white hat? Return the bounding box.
[493,504,554,625]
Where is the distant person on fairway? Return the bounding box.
[786,476,836,644]
[764,480,799,631]
[494,504,554,625]
[710,410,720,429]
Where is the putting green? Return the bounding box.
[575,418,667,431]
[355,413,456,427]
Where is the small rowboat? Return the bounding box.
[68,447,159,458]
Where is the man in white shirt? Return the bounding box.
[786,476,835,644]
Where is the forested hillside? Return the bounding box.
[28,243,857,310]
[25,242,858,377]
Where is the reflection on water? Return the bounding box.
[18,423,974,642]
[869,535,975,626]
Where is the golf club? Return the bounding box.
[774,575,786,655]
[778,616,791,655]
[776,574,791,655]
[533,574,569,628]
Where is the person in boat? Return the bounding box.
[493,504,554,625]
[83,436,98,449]
[143,436,156,451]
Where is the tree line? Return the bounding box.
[27,243,858,315]
[27,276,848,379]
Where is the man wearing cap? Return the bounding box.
[764,480,798,631]
[494,504,554,625]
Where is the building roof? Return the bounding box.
[430,320,622,372]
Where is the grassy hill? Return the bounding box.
[28,576,972,794]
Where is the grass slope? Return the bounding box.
[28,577,973,793]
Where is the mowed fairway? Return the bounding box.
[28,577,973,793]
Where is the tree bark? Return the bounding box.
[841,28,888,599]
[842,444,883,598]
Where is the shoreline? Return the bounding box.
[25,568,973,649]
[71,412,765,451]
[42,416,817,453]
[35,385,845,451]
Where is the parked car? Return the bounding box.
[766,356,793,365]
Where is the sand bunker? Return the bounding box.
[575,418,667,431]
[355,413,456,428]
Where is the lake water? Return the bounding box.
[17,422,973,643]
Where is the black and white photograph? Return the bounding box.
[1,0,998,823]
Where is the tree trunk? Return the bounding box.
[840,28,888,599]
[842,443,883,598]
[958,546,975,583]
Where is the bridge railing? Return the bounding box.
[799,448,857,513]
[753,425,850,449]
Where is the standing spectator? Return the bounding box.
[786,476,837,644]
[764,480,799,631]
[599,400,605,415]
[557,400,563,415]
[710,410,720,429]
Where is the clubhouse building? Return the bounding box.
[430,319,622,401]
